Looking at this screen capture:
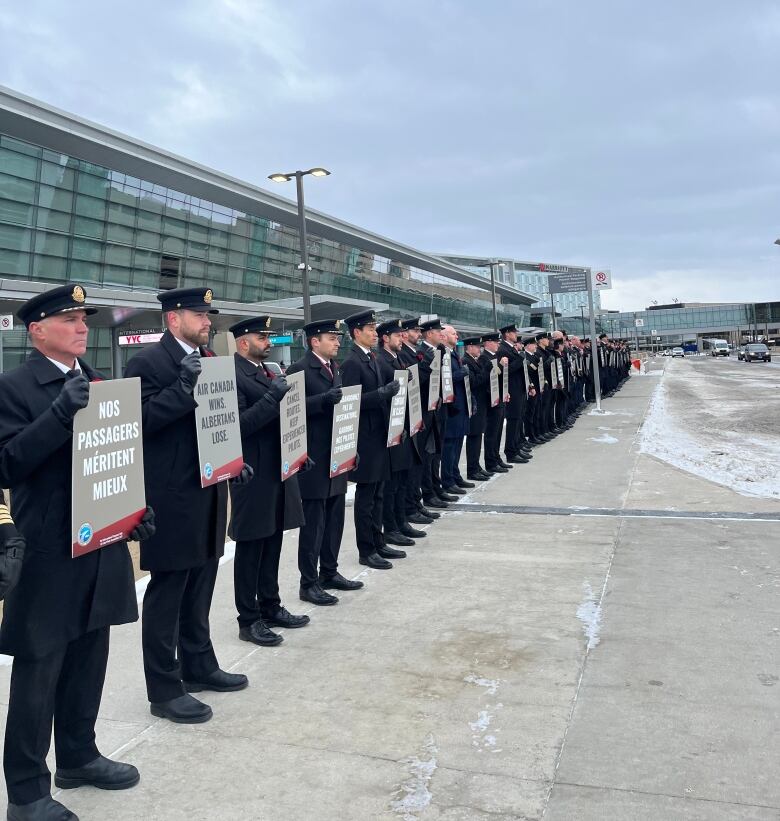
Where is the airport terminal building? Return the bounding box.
[0,86,536,374]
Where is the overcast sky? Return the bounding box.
[2,0,779,310]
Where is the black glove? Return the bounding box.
[267,377,292,403]
[0,535,25,601]
[129,506,156,542]
[178,351,202,394]
[231,463,254,485]
[378,379,401,399]
[323,387,343,406]
[51,371,90,424]
[354,453,361,469]
[299,457,316,474]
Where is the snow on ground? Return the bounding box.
[639,359,780,499]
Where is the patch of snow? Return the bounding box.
[588,433,619,444]
[639,380,780,499]
[390,735,438,820]
[576,582,602,650]
[464,675,503,752]
[464,674,500,695]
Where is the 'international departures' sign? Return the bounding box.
[280,370,308,481]
[71,378,146,558]
[428,349,442,411]
[330,385,361,477]
[387,370,408,447]
[406,363,424,435]
[194,357,244,487]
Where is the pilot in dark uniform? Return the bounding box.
[0,284,154,821]
[124,287,250,725]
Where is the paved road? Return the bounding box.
[0,367,778,820]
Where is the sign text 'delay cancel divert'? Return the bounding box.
[71,378,146,558]
[280,370,308,481]
[194,357,244,487]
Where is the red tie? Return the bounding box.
[263,365,276,380]
[323,361,333,379]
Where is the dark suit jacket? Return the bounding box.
[463,352,488,435]
[286,351,348,500]
[229,354,304,541]
[340,345,390,484]
[124,330,228,572]
[498,340,528,419]
[0,350,137,659]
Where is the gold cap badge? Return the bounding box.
[335,319,342,329]
[204,289,213,304]
[72,286,86,303]
[265,316,272,328]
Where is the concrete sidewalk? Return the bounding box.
[1,369,778,820]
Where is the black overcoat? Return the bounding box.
[463,352,488,435]
[124,330,228,572]
[286,351,348,500]
[229,354,304,541]
[0,350,137,660]
[376,346,413,471]
[340,345,391,484]
[498,340,528,419]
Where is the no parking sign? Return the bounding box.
[592,270,612,290]
[0,315,13,331]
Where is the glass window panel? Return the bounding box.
[0,249,31,276]
[187,241,208,259]
[107,201,136,228]
[0,147,38,180]
[76,171,110,197]
[69,260,101,283]
[208,245,227,264]
[0,224,32,251]
[161,236,184,255]
[72,237,103,263]
[103,265,133,286]
[40,162,75,190]
[36,207,72,233]
[0,197,34,225]
[35,232,69,257]
[163,216,187,238]
[74,194,106,220]
[136,229,161,250]
[73,216,104,238]
[0,173,36,204]
[32,253,69,280]
[105,245,132,266]
[106,222,134,244]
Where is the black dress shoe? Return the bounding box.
[443,485,467,496]
[185,668,249,693]
[419,507,440,519]
[264,607,311,629]
[319,572,364,591]
[498,461,513,469]
[467,473,488,481]
[378,544,407,558]
[150,694,213,724]
[508,456,530,464]
[300,584,339,606]
[408,512,434,525]
[456,478,476,489]
[384,530,415,547]
[482,469,496,476]
[400,524,426,538]
[7,796,78,821]
[423,497,448,509]
[438,492,459,502]
[359,552,392,569]
[55,755,139,791]
[239,620,283,646]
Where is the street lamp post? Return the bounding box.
[487,261,505,331]
[268,167,330,324]
[579,304,586,337]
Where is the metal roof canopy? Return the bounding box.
[0,279,303,332]
[258,294,389,322]
[0,87,535,308]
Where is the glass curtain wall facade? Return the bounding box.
[0,133,528,370]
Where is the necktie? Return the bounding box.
[323,361,333,380]
[263,365,276,380]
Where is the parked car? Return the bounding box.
[736,346,745,360]
[743,343,771,363]
[672,347,685,358]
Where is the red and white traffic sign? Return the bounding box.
[592,269,612,290]
[0,315,13,332]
